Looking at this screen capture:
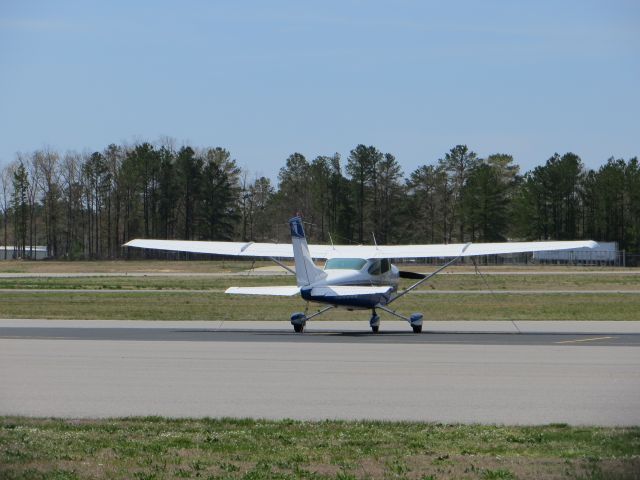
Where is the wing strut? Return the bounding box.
[387,243,471,305]
[269,256,296,276]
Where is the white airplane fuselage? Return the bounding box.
[298,258,401,310]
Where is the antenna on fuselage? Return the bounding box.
[372,232,378,250]
[328,232,335,250]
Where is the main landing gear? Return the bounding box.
[377,306,424,333]
[290,306,423,334]
[290,306,334,333]
[370,308,423,333]
[291,313,306,333]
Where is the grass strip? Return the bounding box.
[1,417,638,480]
[0,291,639,321]
[1,260,636,275]
[0,273,639,291]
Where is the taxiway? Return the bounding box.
[1,320,639,425]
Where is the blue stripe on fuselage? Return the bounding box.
[300,288,391,309]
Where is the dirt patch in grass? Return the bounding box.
[0,260,273,274]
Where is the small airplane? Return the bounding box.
[125,216,597,333]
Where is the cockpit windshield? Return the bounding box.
[324,258,367,270]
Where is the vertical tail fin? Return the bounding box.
[289,216,327,286]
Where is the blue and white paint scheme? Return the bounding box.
[125,215,597,334]
[282,216,431,332]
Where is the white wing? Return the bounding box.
[225,286,300,296]
[124,239,296,257]
[356,240,599,259]
[125,239,340,258]
[125,238,598,259]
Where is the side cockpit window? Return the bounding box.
[325,258,367,270]
[368,260,381,275]
[381,258,390,273]
[368,258,390,276]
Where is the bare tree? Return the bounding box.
[60,151,84,258]
[17,152,41,258]
[238,169,252,241]
[104,144,123,258]
[34,147,61,257]
[0,164,14,259]
[11,160,29,257]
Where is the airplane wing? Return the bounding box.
[125,238,598,259]
[124,238,341,258]
[350,240,599,259]
[124,239,297,257]
[225,286,301,296]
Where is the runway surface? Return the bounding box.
[2,325,640,346]
[1,320,639,425]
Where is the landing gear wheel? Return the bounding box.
[369,312,380,334]
[293,323,305,333]
[412,324,422,334]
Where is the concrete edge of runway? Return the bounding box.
[2,319,640,334]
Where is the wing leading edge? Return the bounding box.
[124,238,598,259]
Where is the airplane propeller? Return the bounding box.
[398,270,426,279]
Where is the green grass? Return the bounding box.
[426,273,640,291]
[0,290,639,320]
[1,269,639,321]
[1,417,638,480]
[0,275,296,291]
[0,259,634,274]
[0,273,639,291]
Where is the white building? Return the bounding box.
[0,246,48,260]
[533,242,618,264]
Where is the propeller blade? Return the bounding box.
[399,270,426,279]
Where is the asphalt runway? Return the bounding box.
[2,325,640,346]
[1,320,639,425]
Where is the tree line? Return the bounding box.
[1,141,638,260]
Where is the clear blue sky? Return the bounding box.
[1,0,638,178]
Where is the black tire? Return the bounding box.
[371,325,379,333]
[412,324,422,334]
[293,324,304,333]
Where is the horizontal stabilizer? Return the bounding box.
[225,286,300,296]
[309,286,394,297]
